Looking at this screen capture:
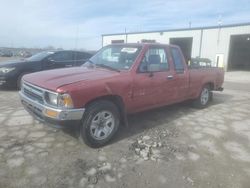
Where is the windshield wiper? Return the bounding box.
[84,59,96,68]
[95,64,120,72]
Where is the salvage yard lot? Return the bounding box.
[0,57,18,62]
[0,72,250,188]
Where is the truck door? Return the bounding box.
[170,47,189,101]
[131,47,175,111]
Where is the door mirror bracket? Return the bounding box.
[47,57,55,62]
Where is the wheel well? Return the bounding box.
[17,71,32,81]
[85,95,127,126]
[17,71,32,88]
[205,82,214,90]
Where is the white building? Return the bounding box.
[102,23,250,71]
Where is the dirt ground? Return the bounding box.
[0,71,250,188]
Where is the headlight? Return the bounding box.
[0,67,15,74]
[45,92,58,106]
[44,92,73,108]
[58,93,74,108]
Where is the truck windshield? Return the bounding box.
[83,45,142,70]
[27,51,55,61]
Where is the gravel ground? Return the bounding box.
[0,72,250,188]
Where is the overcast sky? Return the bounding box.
[0,0,249,50]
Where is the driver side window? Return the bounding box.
[139,48,169,72]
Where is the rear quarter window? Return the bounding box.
[171,47,184,72]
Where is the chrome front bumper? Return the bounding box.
[19,91,85,122]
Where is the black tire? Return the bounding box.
[193,85,212,109]
[79,100,120,148]
[17,72,30,90]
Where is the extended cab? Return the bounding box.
[19,43,224,147]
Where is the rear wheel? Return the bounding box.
[193,85,212,108]
[79,100,120,148]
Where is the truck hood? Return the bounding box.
[23,66,120,91]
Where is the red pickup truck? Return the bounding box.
[19,43,224,147]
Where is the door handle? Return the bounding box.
[65,64,73,67]
[167,75,173,80]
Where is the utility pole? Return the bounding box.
[217,15,222,45]
[189,21,192,28]
[75,25,79,50]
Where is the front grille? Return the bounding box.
[23,82,44,104]
[21,99,45,122]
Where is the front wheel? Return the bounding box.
[79,100,120,148]
[193,85,212,108]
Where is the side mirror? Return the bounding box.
[45,57,56,67]
[47,57,55,62]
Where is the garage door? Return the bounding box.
[170,37,193,63]
[228,34,250,71]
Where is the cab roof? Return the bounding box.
[107,43,179,48]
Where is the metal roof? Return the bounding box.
[102,22,250,37]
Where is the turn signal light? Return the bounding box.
[44,109,59,118]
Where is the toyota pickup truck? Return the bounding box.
[19,43,224,147]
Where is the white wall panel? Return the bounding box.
[102,35,127,46]
[102,24,250,70]
[201,25,250,70]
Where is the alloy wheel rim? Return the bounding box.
[90,111,115,140]
[201,88,209,105]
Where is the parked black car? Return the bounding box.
[0,50,93,89]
